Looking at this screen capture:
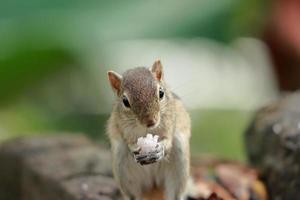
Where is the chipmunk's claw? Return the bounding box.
[132,146,141,155]
[134,143,164,165]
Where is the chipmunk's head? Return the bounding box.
[108,60,169,129]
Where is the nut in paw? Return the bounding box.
[135,142,164,165]
[135,134,165,165]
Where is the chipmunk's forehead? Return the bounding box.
[122,67,157,100]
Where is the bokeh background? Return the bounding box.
[1,0,299,161]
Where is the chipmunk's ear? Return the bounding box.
[151,60,163,81]
[107,71,122,94]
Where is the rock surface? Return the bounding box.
[0,134,266,200]
[0,134,120,200]
[245,92,300,200]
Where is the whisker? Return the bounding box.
[169,78,195,92]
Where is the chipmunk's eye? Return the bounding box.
[159,87,164,100]
[122,96,130,108]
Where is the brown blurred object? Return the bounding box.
[215,163,268,200]
[189,157,268,200]
[143,188,164,200]
[198,193,224,200]
[264,0,300,91]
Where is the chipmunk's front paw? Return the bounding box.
[135,142,164,165]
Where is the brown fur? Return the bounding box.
[143,188,164,200]
[122,68,159,122]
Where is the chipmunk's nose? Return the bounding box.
[141,114,159,128]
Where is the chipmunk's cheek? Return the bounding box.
[155,115,161,127]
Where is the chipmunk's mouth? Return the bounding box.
[147,122,159,129]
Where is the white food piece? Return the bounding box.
[137,133,159,155]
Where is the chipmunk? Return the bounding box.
[106,60,191,200]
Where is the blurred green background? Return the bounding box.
[0,0,276,161]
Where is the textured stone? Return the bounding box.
[0,134,116,200]
[62,175,120,200]
[21,146,113,200]
[245,92,300,200]
[0,133,267,200]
